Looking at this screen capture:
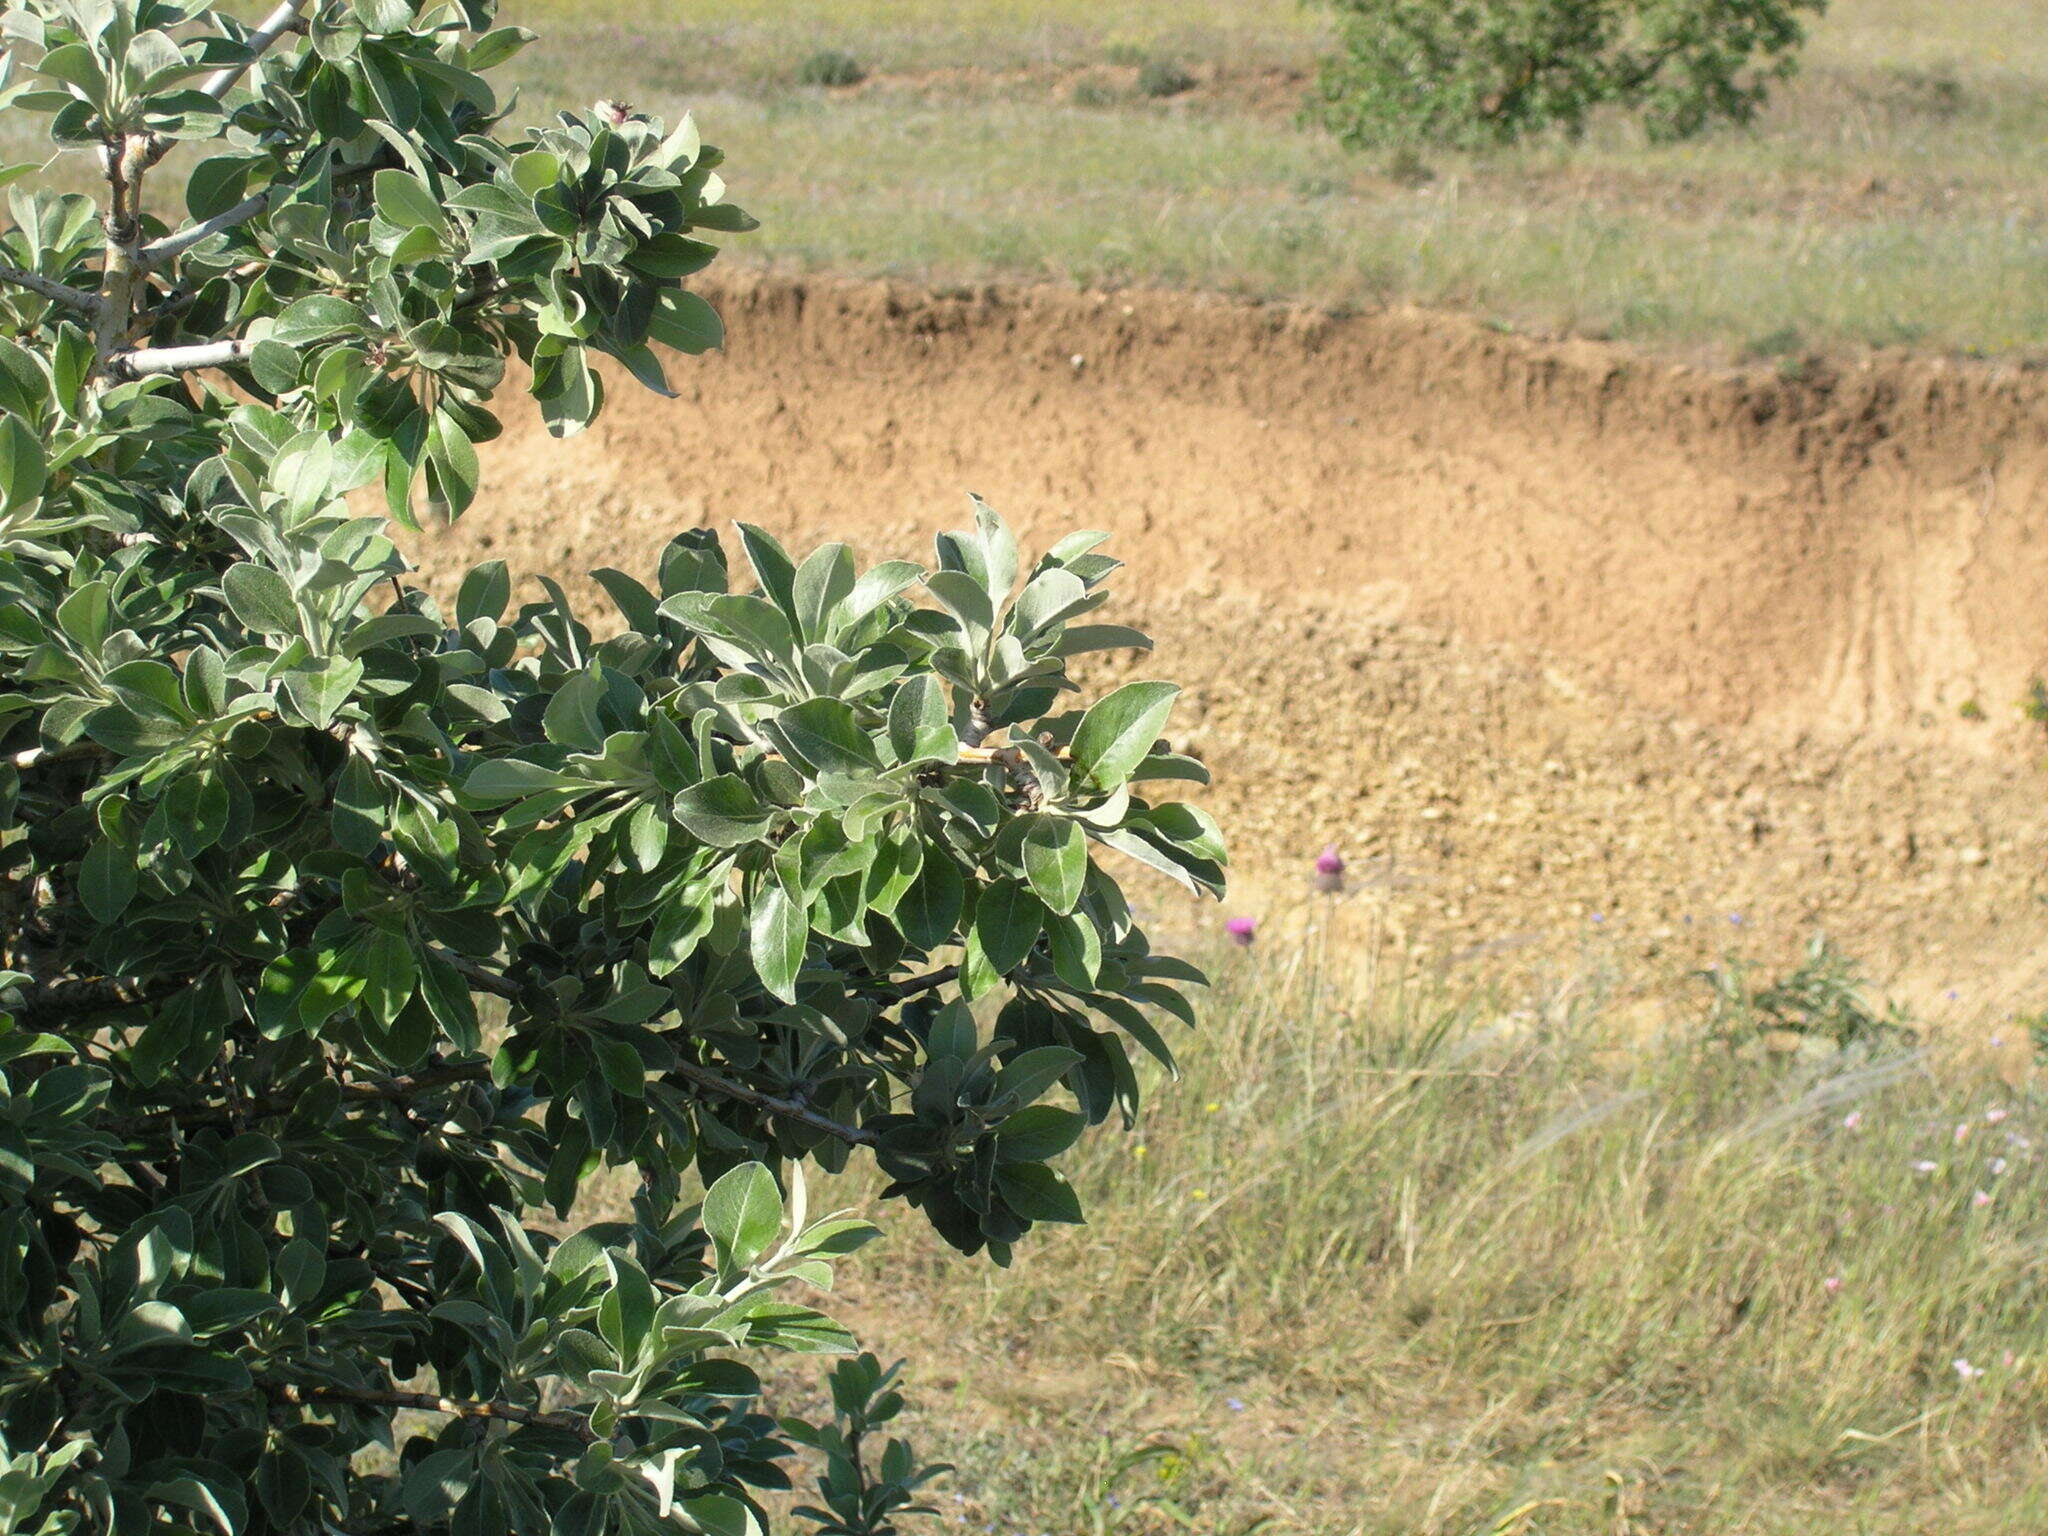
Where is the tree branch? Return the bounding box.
[8,739,105,773]
[437,950,880,1145]
[140,0,311,170]
[197,0,312,104]
[38,947,877,1148]
[107,338,255,378]
[667,1059,878,1147]
[92,136,152,383]
[11,974,183,1027]
[878,966,958,1001]
[425,954,880,1145]
[268,1382,593,1439]
[0,263,103,315]
[140,189,277,270]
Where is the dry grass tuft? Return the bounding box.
[742,926,2048,1534]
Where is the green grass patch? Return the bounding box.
[781,936,2048,1533]
[488,0,2048,358]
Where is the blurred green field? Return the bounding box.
[730,932,2048,1535]
[497,0,2048,359]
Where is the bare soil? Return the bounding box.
[405,274,2048,1015]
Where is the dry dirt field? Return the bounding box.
[410,274,2048,1023]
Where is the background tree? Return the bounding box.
[1306,0,1827,151]
[0,2,1225,1532]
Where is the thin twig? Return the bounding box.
[139,0,310,169]
[882,966,958,1001]
[430,951,879,1144]
[753,745,1069,769]
[0,262,103,314]
[140,189,276,269]
[668,1059,877,1147]
[268,1382,593,1439]
[9,739,105,773]
[13,974,182,1026]
[198,0,311,104]
[108,338,255,377]
[113,1059,494,1132]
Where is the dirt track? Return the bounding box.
[407,274,2048,1016]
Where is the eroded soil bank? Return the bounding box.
[406,274,2048,1015]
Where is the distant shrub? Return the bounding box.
[1104,41,1151,68]
[1385,145,1435,187]
[1136,59,1197,99]
[1871,65,1966,123]
[1700,936,1916,1054]
[1071,78,1120,109]
[798,47,867,87]
[1306,0,1828,150]
[2026,677,2048,726]
[1742,324,1805,361]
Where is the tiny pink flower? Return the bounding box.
[1225,917,1256,947]
[594,98,634,126]
[1974,1189,1994,1208]
[1841,1111,1863,1131]
[2009,1133,2033,1151]
[1823,1275,1843,1295]
[1313,843,1346,894]
[2004,1350,2017,1368]
[1954,1122,1973,1145]
[1955,1357,1984,1381]
[1985,1107,2010,1125]
[1911,1160,1940,1174]
[1991,1157,2009,1176]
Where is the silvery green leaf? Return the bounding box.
[280,656,363,728]
[924,569,994,644]
[1070,681,1178,791]
[1021,815,1087,915]
[971,495,1018,598]
[766,698,879,776]
[792,541,856,643]
[750,885,807,1002]
[702,1162,783,1274]
[971,877,1044,976]
[1008,568,1090,639]
[887,675,956,766]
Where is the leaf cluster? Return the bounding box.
[0,2,1225,1532]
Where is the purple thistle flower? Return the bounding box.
[1313,843,1346,894]
[1225,917,1256,947]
